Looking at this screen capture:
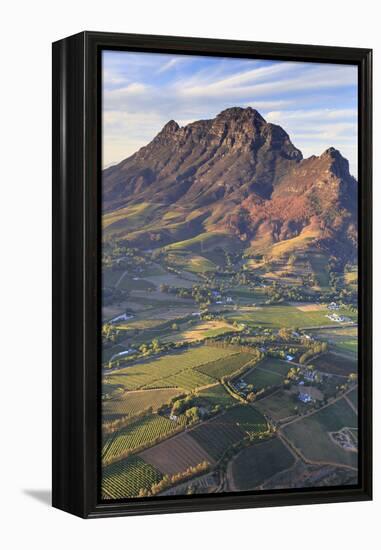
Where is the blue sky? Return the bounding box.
[102,51,358,176]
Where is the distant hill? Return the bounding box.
[102,107,357,263]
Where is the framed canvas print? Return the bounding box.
[52,31,372,518]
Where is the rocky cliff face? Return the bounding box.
[102,107,357,261]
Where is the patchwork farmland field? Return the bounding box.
[312,352,357,376]
[196,352,255,380]
[335,339,358,355]
[243,358,290,391]
[189,420,243,461]
[282,397,358,468]
[102,387,181,420]
[189,406,268,460]
[104,345,237,391]
[310,327,358,357]
[225,405,269,437]
[102,413,186,463]
[162,320,237,343]
[196,383,236,408]
[139,432,214,475]
[254,390,298,421]
[227,303,357,329]
[147,368,214,391]
[118,276,156,291]
[231,437,296,490]
[102,456,162,499]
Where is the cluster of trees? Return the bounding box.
[102,239,148,271]
[246,384,278,403]
[159,282,230,308]
[138,461,210,497]
[286,366,301,382]
[278,327,295,341]
[299,341,328,364]
[263,281,310,304]
[221,349,264,402]
[170,395,197,417]
[326,256,359,306]
[302,273,319,287]
[102,323,120,344]
[184,406,202,424]
[169,395,221,424]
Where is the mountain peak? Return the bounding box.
[320,147,351,178]
[160,119,180,134]
[216,106,266,124]
[322,146,341,158]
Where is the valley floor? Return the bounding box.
[101,245,358,499]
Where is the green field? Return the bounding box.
[245,369,282,390]
[189,419,244,461]
[196,352,255,380]
[111,318,170,333]
[308,253,330,287]
[312,352,357,376]
[189,405,268,460]
[103,202,165,237]
[148,368,214,391]
[310,327,358,357]
[104,345,238,391]
[110,318,199,347]
[254,390,299,421]
[118,277,156,291]
[243,358,290,392]
[102,413,185,463]
[227,303,356,329]
[162,320,237,344]
[165,249,217,274]
[164,231,239,270]
[231,437,295,490]
[102,455,162,499]
[282,397,358,468]
[196,383,236,408]
[227,288,266,302]
[335,339,358,355]
[102,387,181,420]
[226,405,269,437]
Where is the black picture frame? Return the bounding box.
[52,31,372,519]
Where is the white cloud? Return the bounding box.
[180,64,356,99]
[266,108,356,123]
[103,109,169,167]
[156,57,185,73]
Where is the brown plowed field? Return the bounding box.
[139,432,214,475]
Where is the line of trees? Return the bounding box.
[138,461,210,497]
[299,341,328,364]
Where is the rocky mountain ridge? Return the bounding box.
[102,107,357,261]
